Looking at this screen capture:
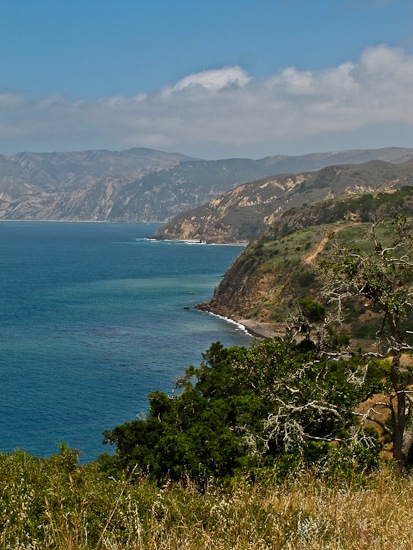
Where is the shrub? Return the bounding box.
[101,339,381,483]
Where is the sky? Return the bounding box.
[1,0,413,159]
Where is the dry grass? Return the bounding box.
[139,468,413,550]
[1,448,413,549]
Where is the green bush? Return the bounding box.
[296,297,326,323]
[297,270,316,288]
[102,339,381,484]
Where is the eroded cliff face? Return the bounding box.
[197,249,277,321]
[154,174,306,243]
[197,230,315,324]
[154,160,413,243]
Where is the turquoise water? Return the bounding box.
[0,222,251,461]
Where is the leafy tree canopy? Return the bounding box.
[102,338,382,483]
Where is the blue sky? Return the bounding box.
[1,0,413,158]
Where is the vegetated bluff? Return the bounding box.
[197,187,413,331]
[1,146,413,222]
[153,156,413,243]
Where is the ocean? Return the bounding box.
[0,222,252,461]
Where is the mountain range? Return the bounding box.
[1,146,413,222]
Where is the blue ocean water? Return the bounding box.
[0,222,251,461]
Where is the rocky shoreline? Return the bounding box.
[196,302,283,340]
[238,319,284,339]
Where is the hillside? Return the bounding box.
[1,147,413,222]
[153,158,413,242]
[197,187,413,336]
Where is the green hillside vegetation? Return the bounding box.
[201,187,413,332]
[269,185,413,239]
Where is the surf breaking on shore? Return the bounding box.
[196,308,281,340]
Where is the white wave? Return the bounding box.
[201,310,252,336]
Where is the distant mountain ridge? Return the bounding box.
[1,146,413,222]
[0,148,193,220]
[154,158,413,242]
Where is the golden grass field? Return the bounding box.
[2,448,413,549]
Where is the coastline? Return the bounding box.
[152,237,249,247]
[238,318,284,339]
[197,307,283,340]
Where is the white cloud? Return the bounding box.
[168,66,250,93]
[1,44,413,157]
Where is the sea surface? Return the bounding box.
[0,222,252,461]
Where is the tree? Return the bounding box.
[320,216,413,469]
[101,339,380,482]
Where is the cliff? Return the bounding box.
[197,187,413,336]
[154,159,413,242]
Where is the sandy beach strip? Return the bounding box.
[238,319,284,339]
